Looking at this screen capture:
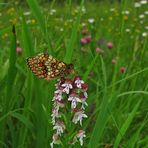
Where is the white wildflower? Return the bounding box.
[72,109,88,126]
[53,121,65,136]
[134,2,141,8]
[68,95,81,109]
[62,83,73,94]
[88,18,95,23]
[140,0,147,5]
[142,32,147,37]
[76,130,86,146]
[139,14,145,19]
[75,79,84,88]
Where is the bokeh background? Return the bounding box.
[0,0,148,147]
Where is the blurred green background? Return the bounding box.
[0,0,148,147]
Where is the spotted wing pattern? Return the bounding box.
[27,53,69,81]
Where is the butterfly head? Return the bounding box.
[66,64,75,74]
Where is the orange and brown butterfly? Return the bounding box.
[27,53,75,81]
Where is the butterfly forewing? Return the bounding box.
[27,53,72,81]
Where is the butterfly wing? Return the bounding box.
[27,53,67,81]
[44,56,67,80]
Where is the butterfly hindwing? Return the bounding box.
[27,53,49,79]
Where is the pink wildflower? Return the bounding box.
[107,42,113,49]
[120,67,126,73]
[111,58,116,64]
[96,47,104,54]
[16,47,22,54]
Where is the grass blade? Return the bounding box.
[17,14,34,147]
[21,14,34,56]
[26,0,53,53]
[83,55,98,81]
[88,56,109,148]
[11,112,34,131]
[113,100,141,148]
[6,25,17,111]
[64,0,84,63]
[26,0,46,35]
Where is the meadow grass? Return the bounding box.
[0,0,148,148]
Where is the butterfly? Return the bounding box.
[27,53,74,81]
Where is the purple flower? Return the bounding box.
[111,58,116,64]
[16,47,23,54]
[68,92,81,109]
[74,76,84,88]
[51,100,64,125]
[54,99,65,108]
[72,108,88,126]
[84,35,92,42]
[79,94,88,109]
[80,38,87,45]
[96,47,104,54]
[53,121,65,136]
[51,76,88,147]
[50,134,61,148]
[120,67,126,73]
[107,42,113,49]
[61,79,73,94]
[71,130,86,146]
[81,83,88,92]
[53,89,62,101]
[76,130,86,146]
[80,35,92,45]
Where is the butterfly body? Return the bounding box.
[27,53,74,81]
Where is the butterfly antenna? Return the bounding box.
[44,49,48,54]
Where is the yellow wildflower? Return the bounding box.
[123,15,128,21]
[31,19,36,24]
